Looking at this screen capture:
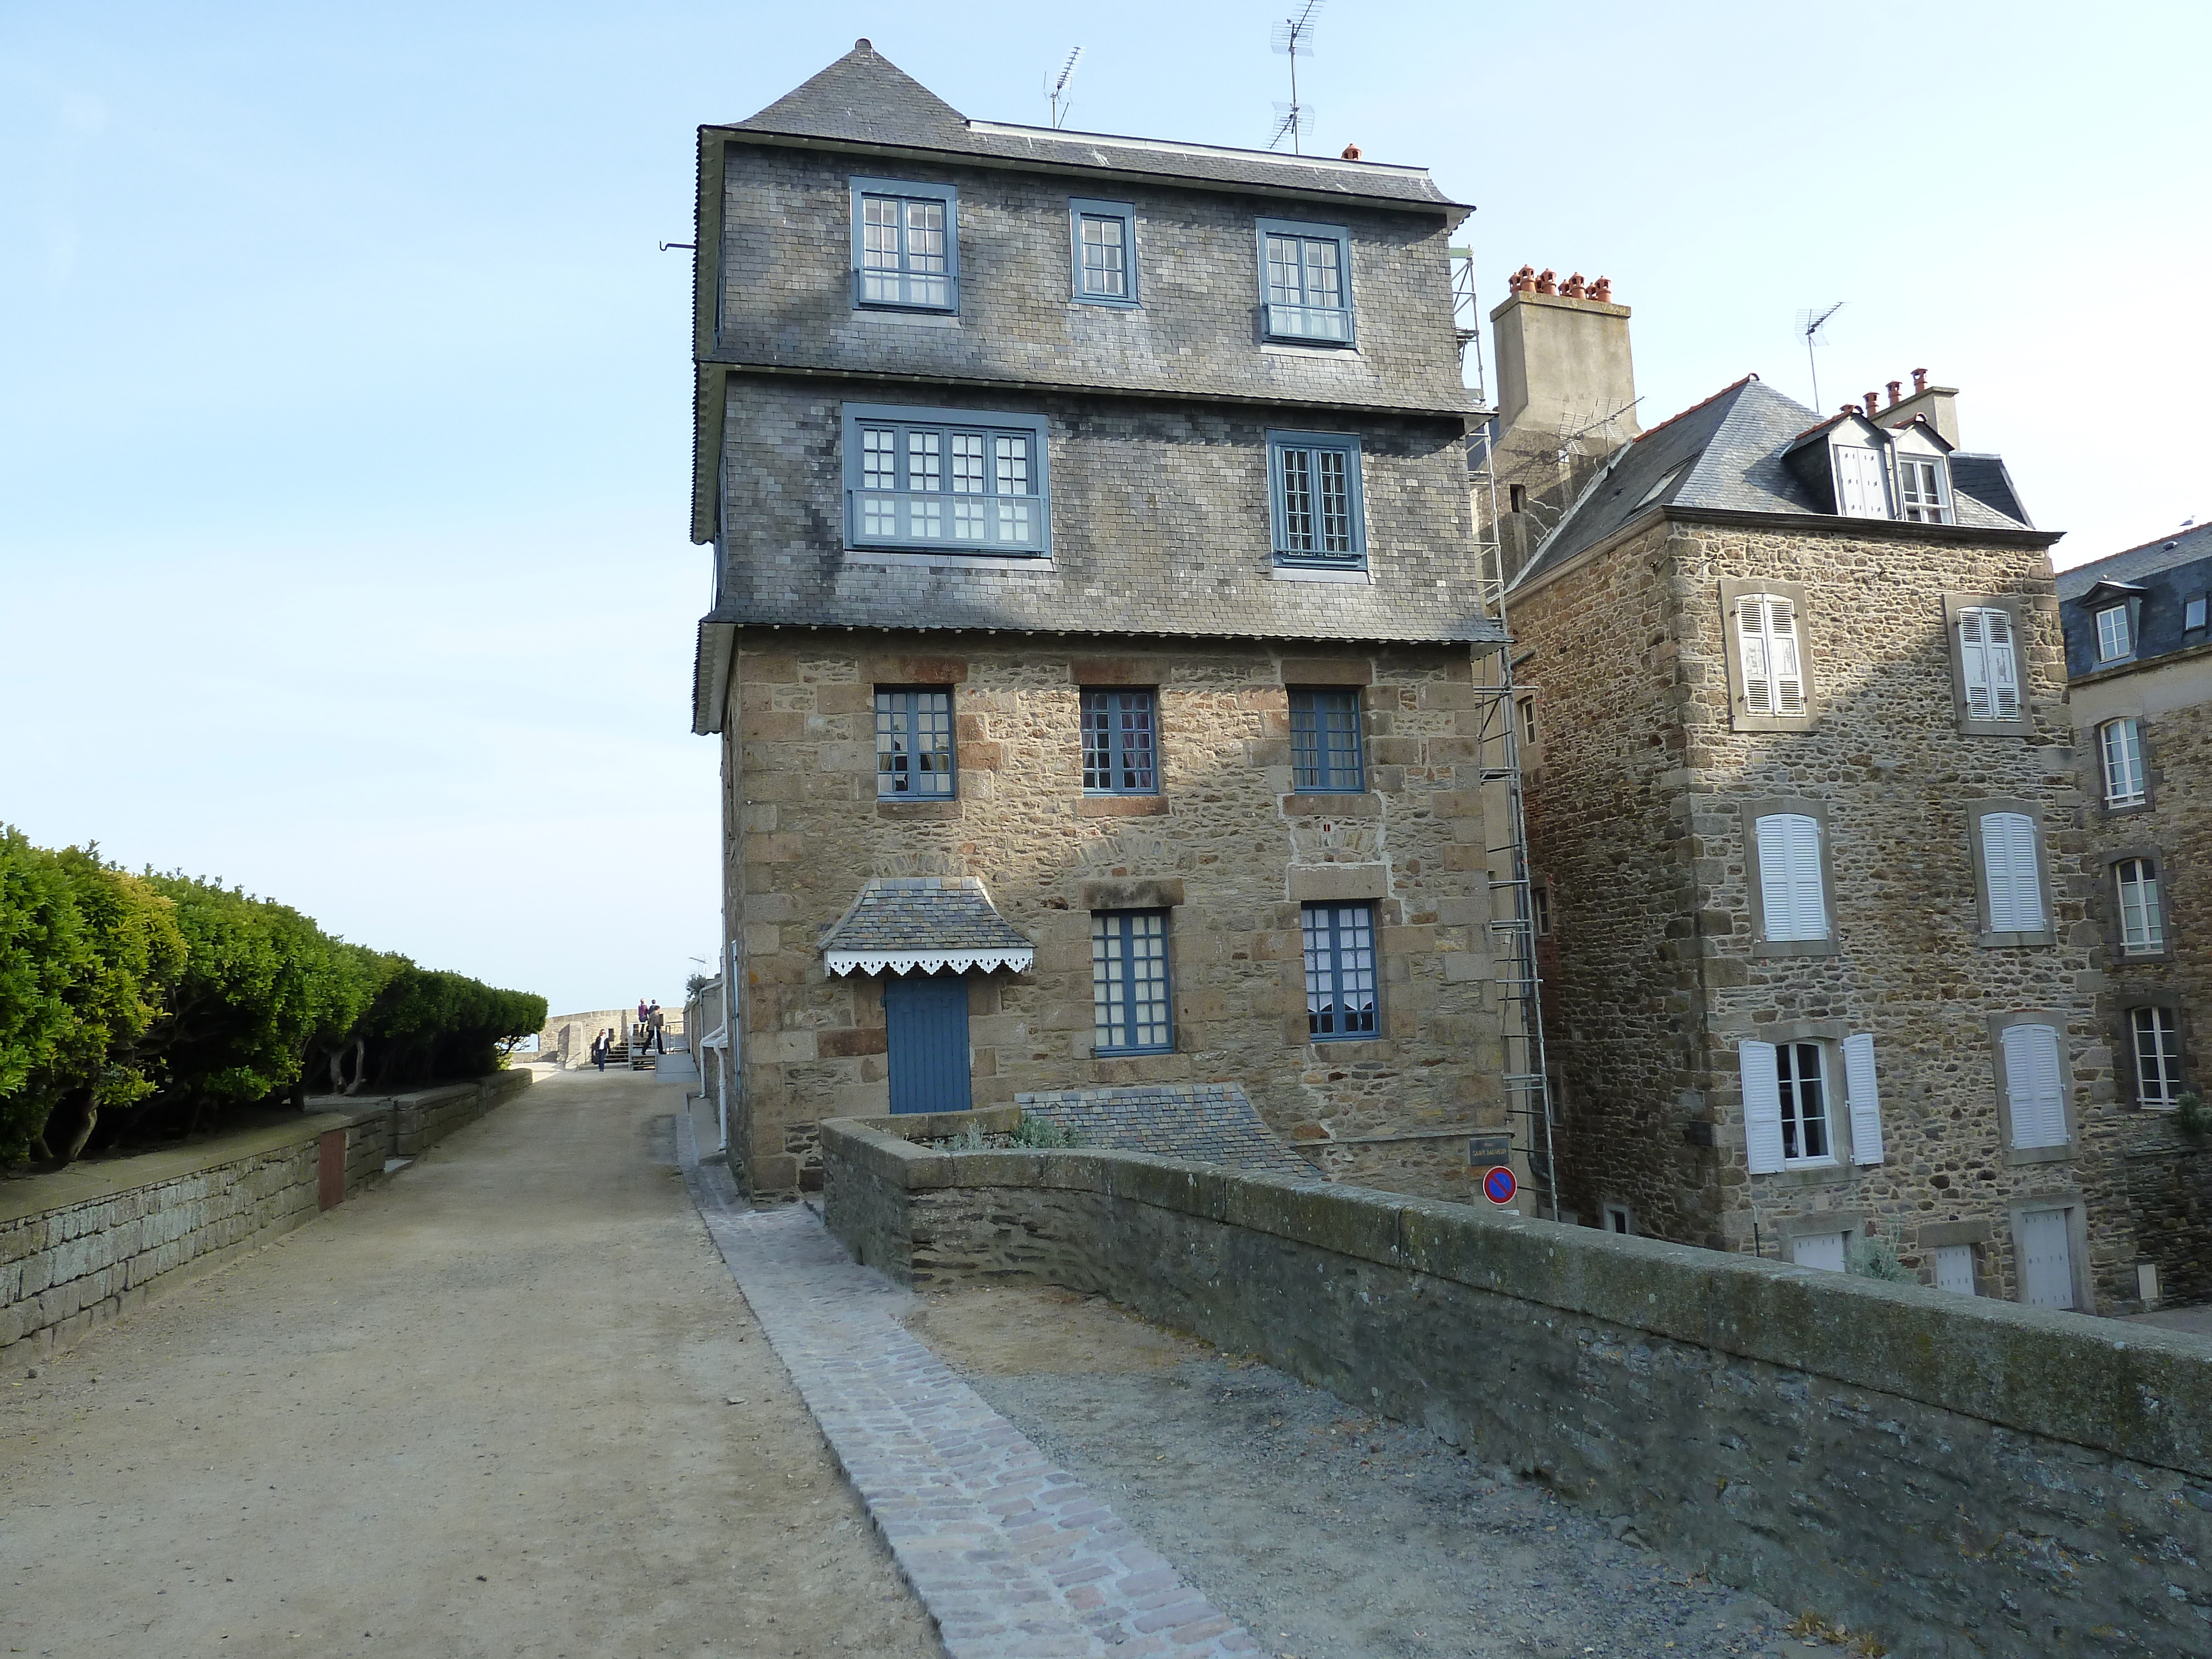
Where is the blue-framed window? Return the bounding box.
[1257,218,1353,344]
[1092,910,1173,1054]
[1269,431,1365,566]
[1302,902,1378,1042]
[1070,198,1138,306]
[851,176,958,312]
[1081,688,1157,793]
[843,404,1050,556]
[1288,687,1363,792]
[875,687,955,798]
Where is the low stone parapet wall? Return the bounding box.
[1,1071,531,1357]
[820,1111,2212,1658]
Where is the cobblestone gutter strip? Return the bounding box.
[676,1112,1258,1659]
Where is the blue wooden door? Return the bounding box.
[883,974,972,1114]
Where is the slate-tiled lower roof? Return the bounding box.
[1014,1084,1317,1178]
[1511,377,2047,591]
[821,877,1035,977]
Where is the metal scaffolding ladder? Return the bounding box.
[1453,247,1559,1219]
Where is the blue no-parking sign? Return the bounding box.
[1482,1165,1517,1206]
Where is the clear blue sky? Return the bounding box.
[5,2,2205,1016]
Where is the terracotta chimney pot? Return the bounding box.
[1589,276,1612,302]
[1912,367,1928,393]
[1887,380,1903,406]
[1340,143,1362,160]
[1535,268,1558,295]
[1863,393,1879,418]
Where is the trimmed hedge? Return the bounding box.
[0,827,546,1165]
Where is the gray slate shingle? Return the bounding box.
[1014,1084,1316,1177]
[821,877,1034,957]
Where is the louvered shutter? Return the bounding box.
[1980,812,2045,932]
[2001,1024,2067,1149]
[1959,608,2020,721]
[1843,1032,1884,1165]
[1738,596,1772,714]
[1984,609,2020,717]
[1755,814,1828,941]
[1740,1040,1785,1173]
[1767,600,1806,714]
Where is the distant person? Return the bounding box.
[638,997,650,1025]
[649,1000,665,1054]
[593,1030,610,1072]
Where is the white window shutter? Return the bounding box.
[2001,1024,2067,1149]
[1984,609,2020,717]
[1741,1040,1785,1173]
[1738,596,1772,715]
[1980,812,2044,933]
[1958,612,1994,721]
[1843,1032,1884,1165]
[1756,813,1828,942]
[1767,600,1806,714]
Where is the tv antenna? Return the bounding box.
[1047,47,1083,128]
[1796,301,1843,413]
[1269,1,1323,153]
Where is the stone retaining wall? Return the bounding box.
[821,1111,2212,1658]
[1,1071,531,1356]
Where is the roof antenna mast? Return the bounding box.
[1047,47,1083,130]
[1269,1,1323,153]
[1796,301,1844,413]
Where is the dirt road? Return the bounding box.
[0,1068,939,1659]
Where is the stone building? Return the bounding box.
[1491,283,2146,1310]
[2059,521,2212,1306]
[686,44,1517,1199]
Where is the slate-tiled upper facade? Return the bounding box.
[688,42,1492,705]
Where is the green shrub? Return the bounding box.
[1848,1232,1912,1282]
[1011,1114,1083,1149]
[2173,1091,2210,1144]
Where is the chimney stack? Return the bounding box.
[1864,392,1880,418]
[1490,263,1639,447]
[1886,380,1902,407]
[1881,367,1962,446]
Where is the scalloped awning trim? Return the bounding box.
[825,948,1035,978]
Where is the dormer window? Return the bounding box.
[2186,593,2208,633]
[2096,604,2132,661]
[1258,219,1354,345]
[1897,457,1952,524]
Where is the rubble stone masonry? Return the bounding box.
[1513,515,2134,1306]
[722,634,1506,1200]
[2072,649,2212,1302]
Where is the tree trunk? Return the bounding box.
[343,1037,367,1095]
[59,1098,99,1166]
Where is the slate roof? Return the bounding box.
[2055,521,2212,602]
[2056,523,2212,679]
[726,42,1460,211]
[1014,1084,1317,1178]
[1511,377,2041,589]
[820,877,1034,971]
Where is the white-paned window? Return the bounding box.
[1841,1032,1885,1165]
[2188,594,2209,632]
[1740,1040,1834,1173]
[1979,811,2047,934]
[1754,813,1829,942]
[1736,594,1806,717]
[1897,457,1952,523]
[2116,857,2165,955]
[2131,1005,2183,1108]
[1956,606,2021,721]
[2099,718,2146,807]
[2095,604,2132,661]
[1518,696,1538,747]
[1834,445,1889,518]
[1933,1244,1977,1295]
[2000,1022,2069,1149]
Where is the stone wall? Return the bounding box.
[820,1114,2212,1659]
[0,1072,530,1355]
[724,633,1508,1200]
[1513,515,2130,1306]
[538,1010,684,1066]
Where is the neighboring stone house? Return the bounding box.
[1493,284,2146,1311]
[2059,521,2212,1306]
[687,44,1515,1199]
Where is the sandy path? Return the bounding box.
[0,1068,940,1659]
